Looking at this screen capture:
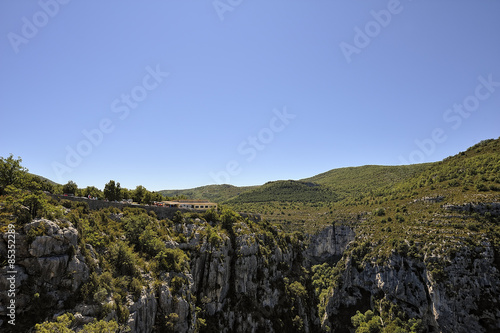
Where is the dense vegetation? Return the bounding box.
[223,139,500,233]
[158,184,257,203]
[303,164,431,196]
[0,156,311,331]
[0,156,175,206]
[1,137,499,332]
[227,180,341,204]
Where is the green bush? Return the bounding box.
[139,225,167,257]
[130,278,143,301]
[116,300,130,324]
[14,202,32,224]
[311,263,334,296]
[123,214,153,246]
[80,319,119,333]
[61,200,73,208]
[203,208,219,222]
[23,194,46,219]
[221,208,239,231]
[173,211,184,223]
[489,184,500,191]
[287,281,307,300]
[351,310,381,333]
[27,222,47,243]
[170,276,187,294]
[109,242,140,277]
[34,313,74,333]
[207,227,223,247]
[74,201,90,214]
[155,248,188,273]
[34,313,120,333]
[165,313,179,332]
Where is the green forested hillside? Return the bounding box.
[226,164,431,206]
[226,138,500,232]
[388,138,500,197]
[302,164,431,196]
[158,184,257,203]
[1,138,499,332]
[225,180,340,204]
[160,165,431,205]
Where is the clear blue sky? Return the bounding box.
[1,1,499,191]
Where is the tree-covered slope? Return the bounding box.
[158,184,257,202]
[225,164,431,206]
[161,165,432,207]
[388,138,500,198]
[302,164,431,196]
[226,137,500,232]
[225,180,340,204]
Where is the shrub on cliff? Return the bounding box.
[221,207,239,231]
[109,241,141,277]
[123,213,155,247]
[34,313,120,332]
[0,154,27,194]
[287,280,307,301]
[139,225,167,257]
[155,248,189,273]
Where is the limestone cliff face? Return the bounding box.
[306,224,355,264]
[178,220,316,333]
[0,219,89,328]
[127,286,157,333]
[2,217,500,333]
[129,220,356,333]
[322,240,500,332]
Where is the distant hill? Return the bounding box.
[158,184,257,203]
[222,137,500,231]
[157,165,431,205]
[225,164,431,205]
[161,137,499,209]
[386,137,500,198]
[31,174,60,186]
[225,180,340,204]
[302,164,431,195]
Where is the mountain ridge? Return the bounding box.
[157,164,432,204]
[158,138,498,207]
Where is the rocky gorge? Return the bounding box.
[2,209,500,332]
